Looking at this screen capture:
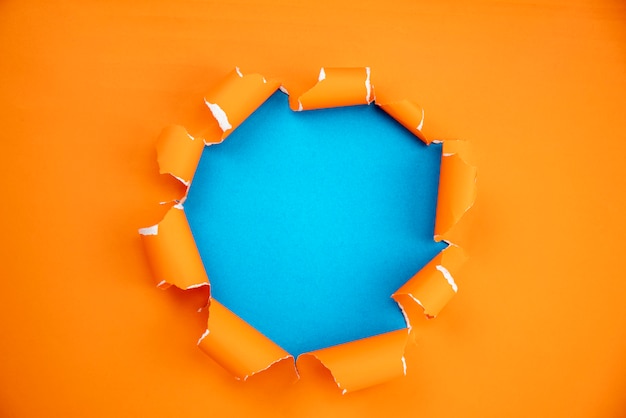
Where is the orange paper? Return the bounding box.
[198,300,294,380]
[299,329,409,393]
[393,244,467,319]
[155,125,205,185]
[294,67,374,110]
[378,100,429,144]
[139,67,476,393]
[203,68,281,143]
[139,206,209,290]
[434,140,477,241]
[3,1,625,416]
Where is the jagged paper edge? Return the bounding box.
[138,66,477,393]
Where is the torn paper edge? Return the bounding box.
[196,328,290,383]
[376,99,429,144]
[436,264,458,293]
[197,301,295,381]
[293,67,375,111]
[138,205,209,290]
[297,328,409,394]
[138,225,158,236]
[392,243,466,322]
[139,66,476,393]
[241,355,295,382]
[202,68,281,144]
[204,101,232,132]
[434,141,477,241]
[155,125,205,187]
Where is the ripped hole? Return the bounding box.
[185,91,446,357]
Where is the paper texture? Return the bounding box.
[139,67,476,392]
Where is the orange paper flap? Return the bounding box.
[198,300,294,380]
[434,140,477,241]
[156,125,205,185]
[294,67,374,111]
[393,244,467,319]
[203,68,280,143]
[298,328,409,394]
[139,205,209,290]
[377,100,429,144]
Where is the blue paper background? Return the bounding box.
[186,91,446,356]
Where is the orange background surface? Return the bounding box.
[1,0,625,416]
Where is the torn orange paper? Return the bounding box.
[378,100,429,145]
[393,244,467,319]
[156,125,205,185]
[203,68,280,143]
[198,300,294,380]
[294,67,374,111]
[434,140,478,241]
[139,205,209,290]
[139,67,476,393]
[299,329,408,393]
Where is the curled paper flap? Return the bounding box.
[139,206,209,290]
[377,100,429,144]
[294,67,374,111]
[203,68,280,143]
[434,140,477,241]
[298,329,408,394]
[198,300,294,380]
[140,67,476,392]
[156,125,205,185]
[393,244,467,319]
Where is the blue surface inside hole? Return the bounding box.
[185,91,447,357]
